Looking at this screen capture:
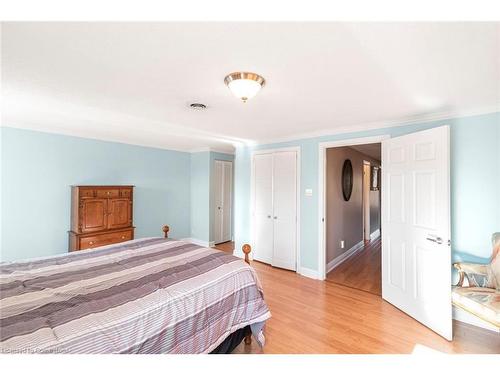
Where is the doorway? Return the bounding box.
[323,142,382,295]
[214,160,233,245]
[319,127,452,340]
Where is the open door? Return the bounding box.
[381,126,452,340]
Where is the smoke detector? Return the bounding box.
[189,103,207,110]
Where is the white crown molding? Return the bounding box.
[0,123,198,154]
[254,104,500,146]
[189,147,235,155]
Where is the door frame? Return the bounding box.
[250,146,301,271]
[362,160,371,242]
[214,159,233,245]
[318,135,389,280]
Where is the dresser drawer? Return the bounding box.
[79,229,134,250]
[120,188,132,198]
[96,189,120,198]
[79,188,96,199]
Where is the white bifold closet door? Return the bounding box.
[253,151,297,271]
[214,160,232,245]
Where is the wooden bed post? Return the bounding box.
[242,244,252,345]
[242,244,251,265]
[162,225,170,238]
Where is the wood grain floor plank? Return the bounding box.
[215,242,499,354]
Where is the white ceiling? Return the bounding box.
[1,22,499,152]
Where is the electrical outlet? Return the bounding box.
[340,240,345,249]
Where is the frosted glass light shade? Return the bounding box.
[224,72,265,102]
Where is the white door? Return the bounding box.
[382,126,452,340]
[272,152,297,270]
[222,161,232,242]
[253,154,274,264]
[214,161,223,244]
[214,160,232,244]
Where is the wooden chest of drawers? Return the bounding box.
[68,185,135,252]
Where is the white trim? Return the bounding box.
[362,160,371,241]
[250,146,301,273]
[326,240,365,274]
[190,147,235,155]
[318,135,389,280]
[255,104,500,146]
[298,267,321,280]
[453,306,499,333]
[252,146,301,155]
[181,238,215,248]
[370,229,381,241]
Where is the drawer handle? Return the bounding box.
[121,236,125,239]
[89,241,94,245]
[107,191,110,195]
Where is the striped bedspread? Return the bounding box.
[0,238,271,354]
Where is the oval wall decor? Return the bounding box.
[341,159,353,201]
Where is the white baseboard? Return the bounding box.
[370,229,381,241]
[181,238,214,248]
[298,267,321,280]
[453,306,499,333]
[326,240,365,274]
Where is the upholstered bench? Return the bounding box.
[452,233,500,329]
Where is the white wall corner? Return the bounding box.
[181,238,212,248]
[326,240,365,274]
[299,267,321,280]
[452,305,499,333]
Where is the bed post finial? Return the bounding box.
[242,244,251,265]
[242,243,253,346]
[162,225,170,238]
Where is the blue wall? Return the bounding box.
[190,151,211,242]
[234,112,500,271]
[190,151,235,244]
[2,112,498,265]
[1,127,192,261]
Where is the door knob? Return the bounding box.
[267,215,271,218]
[426,235,443,244]
[273,216,278,219]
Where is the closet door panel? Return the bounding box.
[253,153,274,264]
[272,219,297,270]
[272,151,297,270]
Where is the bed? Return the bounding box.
[0,226,270,354]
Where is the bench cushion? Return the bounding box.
[452,287,500,327]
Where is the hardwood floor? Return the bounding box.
[214,241,235,253]
[326,237,382,295]
[214,240,498,354]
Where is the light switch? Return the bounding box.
[305,188,313,197]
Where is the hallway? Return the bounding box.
[326,237,382,295]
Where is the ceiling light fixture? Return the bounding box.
[224,72,265,103]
